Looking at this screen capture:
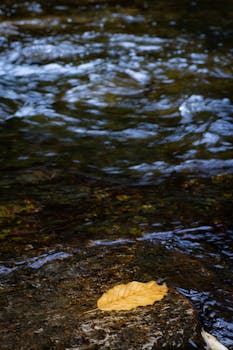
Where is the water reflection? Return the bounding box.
[0,250,72,275]
[0,13,232,180]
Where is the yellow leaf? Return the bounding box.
[97,280,168,311]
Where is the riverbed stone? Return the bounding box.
[0,241,204,349]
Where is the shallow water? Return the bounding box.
[0,0,233,348]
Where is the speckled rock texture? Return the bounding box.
[75,289,197,350]
[0,242,204,349]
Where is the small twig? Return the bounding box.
[81,308,99,316]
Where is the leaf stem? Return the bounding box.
[81,308,99,315]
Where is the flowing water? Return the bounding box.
[0,0,232,348]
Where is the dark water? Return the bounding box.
[0,0,233,348]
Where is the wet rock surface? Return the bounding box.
[0,242,204,349]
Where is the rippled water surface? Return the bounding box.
[0,0,232,348]
[1,1,233,181]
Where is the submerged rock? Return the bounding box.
[0,242,203,349]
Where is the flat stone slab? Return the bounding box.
[0,241,205,349]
